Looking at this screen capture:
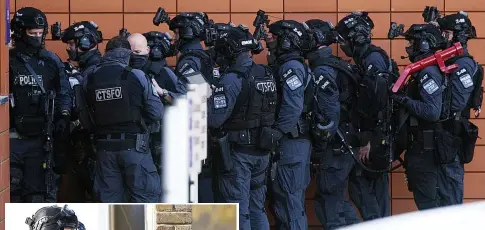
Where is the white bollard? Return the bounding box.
[162,71,210,203]
[162,98,190,203]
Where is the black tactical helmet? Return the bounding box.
[214,24,259,59]
[62,21,103,51]
[25,205,79,230]
[335,11,374,44]
[305,19,342,48]
[437,11,477,44]
[143,31,174,59]
[169,12,209,41]
[268,20,310,54]
[204,22,234,47]
[11,7,48,43]
[404,23,445,61]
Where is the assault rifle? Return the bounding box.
[44,91,56,198]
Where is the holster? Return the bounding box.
[148,120,162,134]
[215,133,233,172]
[459,119,479,164]
[434,128,460,164]
[259,127,280,150]
[135,133,150,153]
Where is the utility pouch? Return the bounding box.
[135,133,149,152]
[259,127,280,150]
[434,129,459,164]
[422,130,435,151]
[460,120,479,164]
[217,133,233,172]
[14,115,45,137]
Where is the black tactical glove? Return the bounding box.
[390,93,409,105]
[55,111,71,135]
[259,127,284,150]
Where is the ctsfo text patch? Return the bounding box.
[95,87,123,102]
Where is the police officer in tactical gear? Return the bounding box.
[82,36,164,203]
[25,204,79,230]
[390,23,458,210]
[169,12,216,84]
[169,12,216,203]
[128,33,184,103]
[335,11,393,220]
[208,24,275,230]
[436,11,479,206]
[264,20,313,229]
[141,31,187,95]
[60,20,103,202]
[127,33,183,186]
[304,19,362,229]
[143,31,174,67]
[437,12,481,118]
[205,22,236,76]
[9,7,72,203]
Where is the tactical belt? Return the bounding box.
[94,133,137,151]
[95,133,138,140]
[224,114,274,130]
[228,129,260,145]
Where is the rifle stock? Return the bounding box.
[391,42,464,93]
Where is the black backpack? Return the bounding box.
[356,46,399,124]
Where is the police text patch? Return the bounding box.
[423,79,439,95]
[285,75,303,91]
[95,87,123,102]
[459,74,474,89]
[213,95,227,109]
[321,80,330,90]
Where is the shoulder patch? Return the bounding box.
[459,73,474,89]
[283,68,294,79]
[422,79,439,95]
[321,80,330,90]
[314,75,324,85]
[213,94,227,109]
[213,68,220,79]
[456,68,467,76]
[182,68,195,75]
[285,75,303,91]
[367,64,373,71]
[214,86,224,93]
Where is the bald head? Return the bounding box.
[128,33,150,55]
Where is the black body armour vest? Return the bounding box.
[10,49,58,136]
[224,64,277,132]
[85,65,143,134]
[309,55,360,123]
[177,49,215,84]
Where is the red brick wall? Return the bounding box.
[1,0,485,229]
[0,0,10,229]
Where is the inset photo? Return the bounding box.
[6,203,109,229]
[107,204,239,230]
